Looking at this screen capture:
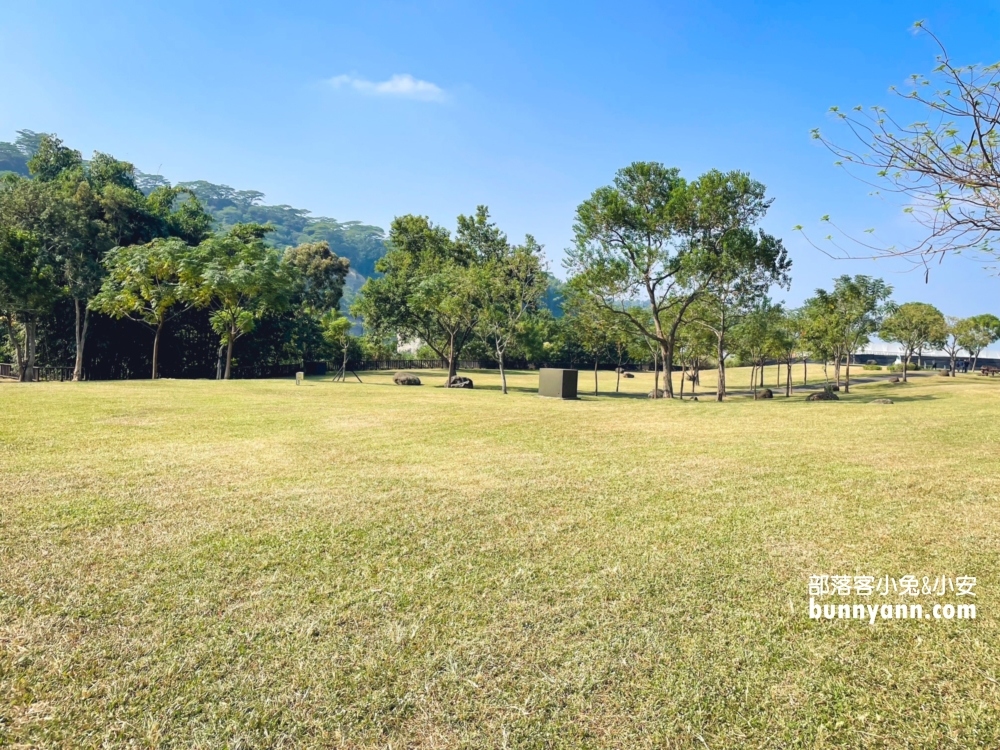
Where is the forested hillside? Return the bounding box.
[0,130,387,287]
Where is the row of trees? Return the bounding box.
[0,135,353,380]
[350,162,1000,401]
[5,140,996,393]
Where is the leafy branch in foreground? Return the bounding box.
[802,22,1000,273]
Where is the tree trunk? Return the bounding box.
[786,360,792,396]
[224,335,235,380]
[652,350,660,398]
[902,350,909,382]
[803,357,807,386]
[972,351,981,372]
[152,318,165,380]
[716,335,725,402]
[658,342,671,398]
[342,343,349,382]
[21,318,37,382]
[680,363,686,399]
[949,353,956,376]
[844,357,850,393]
[72,299,90,382]
[5,313,24,375]
[498,347,508,395]
[593,357,599,396]
[750,363,757,397]
[446,332,457,382]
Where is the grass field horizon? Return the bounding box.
[2,368,998,747]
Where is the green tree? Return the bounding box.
[954,314,1000,372]
[802,276,893,393]
[772,308,805,397]
[474,235,547,394]
[566,164,785,399]
[354,208,498,383]
[192,224,291,379]
[564,163,689,398]
[90,238,201,379]
[683,205,791,401]
[282,240,351,363]
[563,294,615,397]
[0,226,60,380]
[880,302,947,382]
[322,311,358,381]
[733,299,785,397]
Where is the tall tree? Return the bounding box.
[192,224,291,379]
[954,314,1000,372]
[688,224,791,401]
[567,164,784,398]
[474,235,547,394]
[0,226,60,380]
[90,238,201,379]
[802,276,893,393]
[564,163,689,398]
[282,240,350,363]
[941,317,968,376]
[354,208,499,383]
[880,302,947,382]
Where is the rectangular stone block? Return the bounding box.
[538,368,578,399]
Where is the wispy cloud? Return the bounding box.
[328,73,446,102]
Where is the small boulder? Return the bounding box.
[691,396,698,402]
[889,377,900,383]
[870,398,893,404]
[393,371,421,386]
[623,372,635,379]
[647,389,665,399]
[806,388,839,401]
[755,388,774,400]
[939,371,951,377]
[447,375,474,389]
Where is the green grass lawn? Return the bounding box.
[2,368,999,748]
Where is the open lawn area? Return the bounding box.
[2,369,999,748]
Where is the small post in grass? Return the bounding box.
[296,371,304,386]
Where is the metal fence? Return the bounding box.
[0,364,75,381]
[352,359,486,371]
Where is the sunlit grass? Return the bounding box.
[1,368,998,747]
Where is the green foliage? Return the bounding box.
[191,224,292,377]
[282,241,350,316]
[880,302,947,357]
[354,208,496,374]
[954,313,1000,364]
[0,130,45,177]
[175,180,386,279]
[862,363,882,370]
[91,238,200,328]
[566,162,789,398]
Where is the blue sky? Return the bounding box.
[3,1,1000,314]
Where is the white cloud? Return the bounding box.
[328,73,446,102]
